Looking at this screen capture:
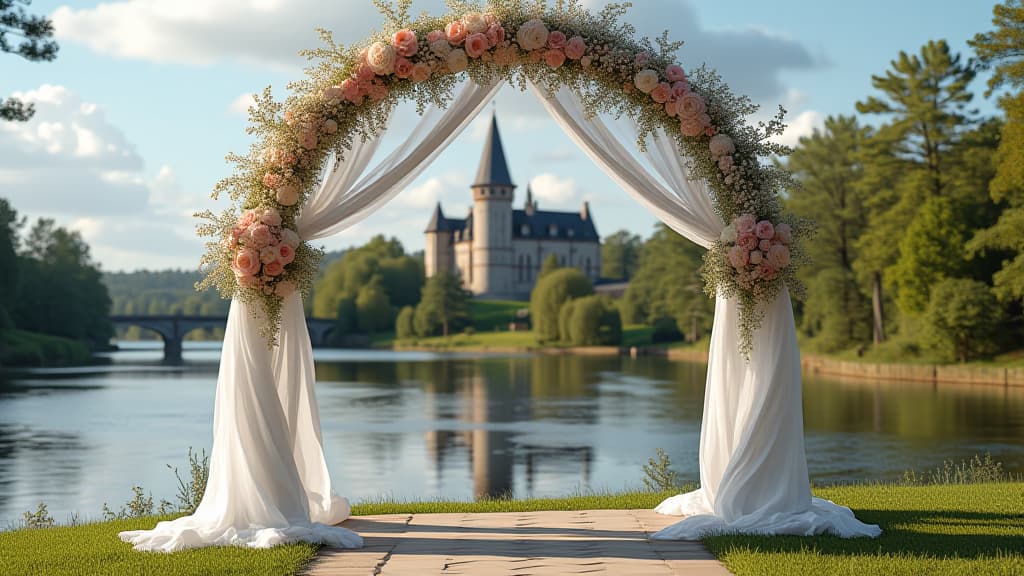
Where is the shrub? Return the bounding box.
[395,306,415,340]
[642,448,681,492]
[560,295,622,346]
[651,317,683,343]
[530,268,593,342]
[923,278,1002,362]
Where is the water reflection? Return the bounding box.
[1,345,1022,526]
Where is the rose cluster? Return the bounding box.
[720,214,792,290]
[226,207,299,297]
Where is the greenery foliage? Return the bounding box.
[923,278,1002,362]
[530,267,592,342]
[642,448,681,492]
[413,271,471,337]
[600,229,642,280]
[1,0,58,122]
[558,294,621,345]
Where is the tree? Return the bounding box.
[786,116,872,349]
[889,196,968,314]
[395,305,415,339]
[924,278,1001,362]
[0,199,21,330]
[313,235,421,319]
[355,279,393,333]
[600,230,642,280]
[414,271,471,337]
[968,1,1024,306]
[558,295,622,346]
[1,0,59,122]
[530,267,592,342]
[538,253,560,279]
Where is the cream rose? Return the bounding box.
[516,19,549,51]
[709,134,735,157]
[366,41,396,75]
[276,185,299,206]
[260,208,282,227]
[767,244,791,268]
[462,11,487,34]
[411,62,432,82]
[281,228,301,248]
[446,48,468,72]
[274,280,296,297]
[633,69,659,94]
[260,246,278,264]
[322,119,338,134]
[719,223,737,244]
[430,38,452,57]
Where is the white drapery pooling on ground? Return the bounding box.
[121,78,878,552]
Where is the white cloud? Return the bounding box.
[774,110,825,148]
[529,173,579,207]
[227,93,256,116]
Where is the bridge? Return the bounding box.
[109,314,337,363]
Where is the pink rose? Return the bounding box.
[248,224,272,248]
[677,91,707,118]
[232,248,261,277]
[767,244,791,268]
[355,63,374,82]
[427,29,445,43]
[486,23,505,46]
[392,29,418,57]
[341,78,362,104]
[299,130,318,150]
[274,280,296,298]
[665,99,680,117]
[759,239,771,252]
[261,208,282,227]
[671,81,689,99]
[728,245,749,269]
[666,64,686,82]
[411,62,432,82]
[709,134,735,157]
[260,246,278,264]
[238,210,258,229]
[263,172,282,189]
[565,36,586,60]
[367,81,388,102]
[775,223,793,245]
[276,243,296,265]
[679,114,705,137]
[263,260,284,276]
[276,185,299,206]
[394,57,413,78]
[735,214,756,234]
[737,232,758,251]
[465,32,489,58]
[547,30,567,50]
[755,220,775,239]
[446,20,467,45]
[650,82,671,104]
[544,48,566,69]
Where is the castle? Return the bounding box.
[424,114,601,300]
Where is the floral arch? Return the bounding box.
[120,0,881,554]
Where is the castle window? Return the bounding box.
[567,228,575,238]
[521,224,530,236]
[549,224,558,237]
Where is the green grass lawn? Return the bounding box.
[470,299,529,331]
[4,484,1021,576]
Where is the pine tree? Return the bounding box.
[414,271,470,337]
[1,0,59,122]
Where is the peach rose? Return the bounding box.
[281,229,300,248]
[263,260,284,276]
[755,220,775,240]
[238,210,258,229]
[767,244,791,268]
[276,243,296,265]
[679,114,705,137]
[299,130,318,150]
[263,172,282,189]
[274,280,296,297]
[678,91,707,118]
[446,48,468,72]
[394,57,414,78]
[728,245,748,269]
[324,85,343,104]
[341,78,362,104]
[237,274,260,289]
[671,81,689,99]
[565,36,586,60]
[427,29,445,43]
[276,185,299,206]
[248,224,272,248]
[411,62,432,82]
[665,99,680,117]
[366,41,396,75]
[465,32,489,58]
[486,23,504,46]
[547,30,567,50]
[355,62,375,81]
[392,29,418,57]
[261,208,282,227]
[650,82,671,104]
[666,64,686,82]
[544,48,566,69]
[484,12,498,25]
[446,20,467,45]
[633,69,659,93]
[367,81,388,102]
[759,263,778,280]
[775,223,793,245]
[232,248,261,277]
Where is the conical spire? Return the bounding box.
[425,202,447,232]
[473,113,515,188]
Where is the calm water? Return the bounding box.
[1,342,1022,526]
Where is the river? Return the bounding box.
[1,341,1021,527]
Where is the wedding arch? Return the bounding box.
[120,0,881,552]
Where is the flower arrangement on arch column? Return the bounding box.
[195,0,811,352]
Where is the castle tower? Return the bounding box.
[471,114,516,297]
[424,202,453,278]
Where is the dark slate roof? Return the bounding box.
[473,114,515,188]
[424,203,467,233]
[512,209,599,241]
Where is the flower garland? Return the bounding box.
[197,0,809,353]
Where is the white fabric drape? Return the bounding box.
[120,79,503,552]
[531,83,881,539]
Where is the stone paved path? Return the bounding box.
[304,509,731,575]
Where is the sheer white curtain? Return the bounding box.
[531,83,881,539]
[120,79,504,552]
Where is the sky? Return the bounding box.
[0,0,1002,272]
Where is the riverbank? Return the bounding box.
[3,484,1021,576]
[0,329,93,368]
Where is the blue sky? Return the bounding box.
[0,0,1001,271]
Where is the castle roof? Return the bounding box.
[424,202,466,233]
[472,114,515,188]
[512,209,599,241]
